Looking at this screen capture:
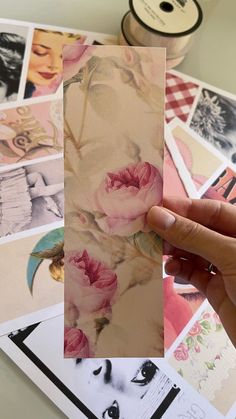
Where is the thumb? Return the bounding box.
[147,206,234,271]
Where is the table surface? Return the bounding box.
[0,1,235,418]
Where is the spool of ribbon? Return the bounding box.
[119,0,203,69]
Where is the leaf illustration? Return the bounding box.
[197,335,204,345]
[128,231,162,263]
[186,336,194,349]
[27,227,64,293]
[215,323,223,332]
[178,368,183,377]
[88,84,119,123]
[31,242,64,260]
[0,141,19,157]
[88,56,114,82]
[200,320,211,331]
[205,362,215,371]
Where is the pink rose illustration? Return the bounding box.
[203,312,211,319]
[63,43,94,81]
[65,250,117,315]
[174,343,189,361]
[64,326,90,358]
[189,321,202,336]
[213,312,221,324]
[194,344,201,353]
[94,161,162,236]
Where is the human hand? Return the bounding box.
[147,197,236,348]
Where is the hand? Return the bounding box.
[147,197,236,348]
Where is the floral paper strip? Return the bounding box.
[63,45,165,357]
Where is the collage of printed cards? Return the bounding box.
[0,16,236,419]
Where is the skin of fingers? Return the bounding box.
[147,206,235,271]
[165,257,236,347]
[163,197,236,236]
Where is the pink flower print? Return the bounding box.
[203,312,211,319]
[213,312,221,324]
[65,250,117,316]
[95,161,162,236]
[64,326,90,358]
[63,43,94,81]
[194,344,201,353]
[174,343,189,361]
[189,321,202,336]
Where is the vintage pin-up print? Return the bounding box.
[24,28,86,99]
[0,24,27,104]
[64,45,165,357]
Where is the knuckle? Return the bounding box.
[176,220,200,246]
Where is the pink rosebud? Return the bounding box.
[94,161,162,236]
[203,313,211,319]
[64,326,90,358]
[63,43,94,81]
[65,250,117,316]
[189,321,202,336]
[213,312,221,324]
[195,344,201,353]
[174,343,189,361]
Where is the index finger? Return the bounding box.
[163,197,236,236]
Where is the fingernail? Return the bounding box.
[147,207,176,231]
[165,258,181,275]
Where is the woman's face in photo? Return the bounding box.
[75,358,159,418]
[27,30,75,87]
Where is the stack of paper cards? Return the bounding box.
[0,17,236,419]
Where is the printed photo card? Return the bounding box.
[0,314,224,419]
[63,45,166,357]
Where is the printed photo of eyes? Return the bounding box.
[8,316,180,419]
[75,358,179,418]
[0,25,27,104]
[24,28,86,98]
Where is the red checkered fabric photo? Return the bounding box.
[165,72,200,123]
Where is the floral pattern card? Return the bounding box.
[0,314,223,419]
[64,45,165,357]
[168,305,236,417]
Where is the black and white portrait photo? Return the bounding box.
[190,88,236,163]
[0,157,64,239]
[8,316,180,419]
[0,24,27,103]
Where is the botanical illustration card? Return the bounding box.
[168,305,236,416]
[64,45,165,357]
[0,315,221,419]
